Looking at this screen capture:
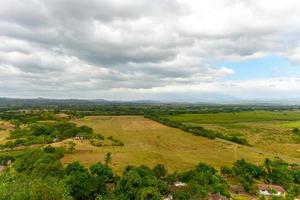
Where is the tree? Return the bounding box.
[220,166,233,177]
[233,159,264,179]
[172,191,192,200]
[116,170,142,198]
[0,174,69,200]
[63,171,104,200]
[264,158,272,175]
[66,141,76,154]
[104,152,112,166]
[137,187,162,200]
[196,163,217,174]
[90,162,114,182]
[239,174,257,195]
[44,145,56,153]
[65,162,87,175]
[152,164,167,179]
[293,128,300,134]
[265,158,293,188]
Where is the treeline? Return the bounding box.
[2,104,299,120]
[1,146,300,200]
[145,114,250,146]
[60,104,300,118]
[0,111,58,125]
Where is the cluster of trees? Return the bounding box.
[0,146,230,200]
[0,110,125,152]
[146,114,250,145]
[0,121,98,149]
[169,163,230,199]
[0,147,108,199]
[0,111,58,126]
[90,135,124,147]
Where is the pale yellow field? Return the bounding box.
[0,121,13,144]
[202,121,300,159]
[60,116,300,173]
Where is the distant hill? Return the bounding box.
[0,98,106,107]
[1,97,300,107]
[0,98,163,107]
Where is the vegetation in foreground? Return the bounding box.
[1,145,300,200]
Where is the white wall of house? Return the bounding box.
[259,190,283,196]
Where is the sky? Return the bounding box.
[1,0,300,102]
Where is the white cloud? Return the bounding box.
[0,0,300,100]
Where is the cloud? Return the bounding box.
[0,0,300,100]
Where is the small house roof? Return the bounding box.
[173,181,187,186]
[258,184,285,193]
[230,185,245,193]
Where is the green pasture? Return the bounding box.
[166,111,300,124]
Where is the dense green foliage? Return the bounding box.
[221,158,300,197]
[1,145,299,200]
[0,121,104,150]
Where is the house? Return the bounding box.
[168,181,188,193]
[75,135,84,140]
[230,185,245,194]
[174,181,187,187]
[258,184,286,196]
[207,193,228,200]
[163,194,173,200]
[53,138,60,142]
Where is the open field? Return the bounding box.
[164,111,300,159]
[280,120,300,128]
[0,121,12,144]
[166,111,300,124]
[54,115,300,173]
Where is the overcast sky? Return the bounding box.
[1,0,300,102]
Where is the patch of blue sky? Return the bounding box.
[213,55,300,80]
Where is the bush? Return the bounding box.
[293,128,300,134]
[220,166,233,176]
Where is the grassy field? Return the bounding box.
[280,120,300,128]
[166,111,300,124]
[53,115,299,174]
[165,111,300,160]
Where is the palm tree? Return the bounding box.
[104,152,112,166]
[264,158,272,183]
[264,158,272,174]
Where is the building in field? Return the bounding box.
[258,184,286,196]
[163,194,173,200]
[230,185,245,194]
[173,181,187,187]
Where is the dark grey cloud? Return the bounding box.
[1,0,300,100]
